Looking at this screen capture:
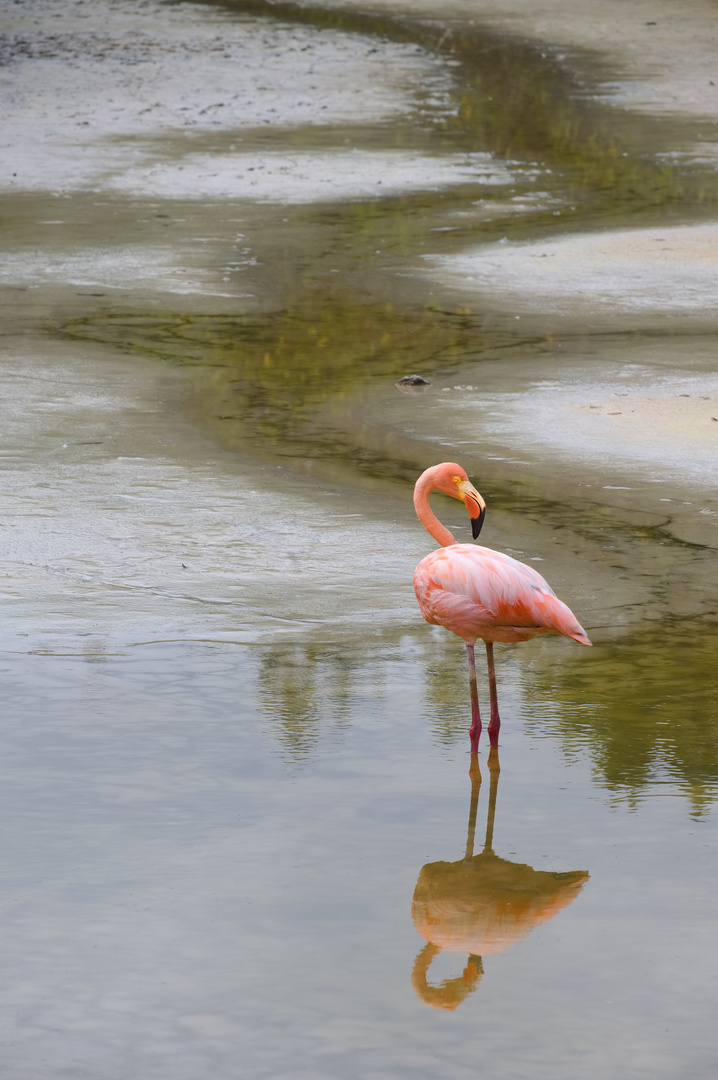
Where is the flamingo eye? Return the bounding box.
[452,476,461,484]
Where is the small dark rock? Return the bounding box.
[396,374,430,387]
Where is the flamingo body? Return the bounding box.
[414,543,590,646]
[412,462,590,749]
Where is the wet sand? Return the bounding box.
[429,223,718,318]
[323,0,718,125]
[8,0,710,508]
[1,0,715,684]
[0,0,480,195]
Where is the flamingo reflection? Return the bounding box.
[411,750,589,1010]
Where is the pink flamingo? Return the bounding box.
[413,463,591,751]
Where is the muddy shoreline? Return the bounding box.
[2,0,718,649]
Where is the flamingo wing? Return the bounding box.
[414,544,590,645]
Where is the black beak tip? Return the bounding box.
[471,508,485,539]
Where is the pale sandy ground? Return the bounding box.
[429,225,718,317]
[324,0,718,127]
[344,0,718,502]
[423,235,718,513]
[0,0,519,199]
[104,148,514,202]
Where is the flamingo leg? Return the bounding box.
[465,642,482,753]
[485,642,500,746]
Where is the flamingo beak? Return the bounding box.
[470,506,486,539]
[457,480,486,538]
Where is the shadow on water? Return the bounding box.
[526,620,718,818]
[411,748,589,1009]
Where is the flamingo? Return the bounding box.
[413,462,591,750]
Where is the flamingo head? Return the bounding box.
[426,462,486,538]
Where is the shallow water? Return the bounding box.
[1,0,718,1077]
[2,634,716,1078]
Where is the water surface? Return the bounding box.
[1,1,717,1077]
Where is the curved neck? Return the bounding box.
[414,472,457,547]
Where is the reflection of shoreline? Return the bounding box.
[529,620,718,819]
[411,750,589,1010]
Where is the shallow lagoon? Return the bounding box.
[1,1,717,1077]
[2,630,716,1078]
